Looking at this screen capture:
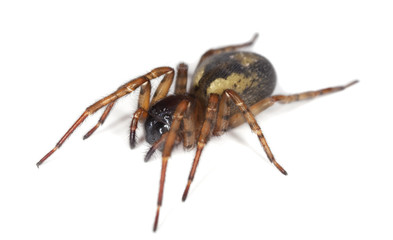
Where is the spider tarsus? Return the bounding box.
[129,139,136,149]
[346,80,359,88]
[182,180,192,201]
[82,133,90,140]
[36,159,44,168]
[251,33,259,43]
[182,189,189,202]
[83,126,99,140]
[129,130,137,149]
[273,161,288,175]
[130,142,136,149]
[36,147,58,168]
[153,206,160,232]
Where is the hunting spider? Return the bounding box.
[37,34,358,231]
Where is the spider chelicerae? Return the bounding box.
[37,34,358,231]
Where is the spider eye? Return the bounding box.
[144,115,171,145]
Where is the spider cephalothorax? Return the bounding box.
[37,34,358,231]
[144,94,192,145]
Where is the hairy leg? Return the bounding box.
[174,63,188,95]
[229,80,359,128]
[213,91,231,136]
[83,101,116,140]
[197,34,258,67]
[182,101,198,149]
[182,94,219,201]
[224,90,288,175]
[129,81,151,148]
[153,99,190,232]
[36,67,174,167]
[150,70,175,106]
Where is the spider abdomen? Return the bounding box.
[192,51,276,113]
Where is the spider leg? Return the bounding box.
[145,101,199,162]
[153,99,190,232]
[197,33,258,67]
[138,81,152,112]
[130,69,175,148]
[129,109,147,148]
[182,101,198,150]
[83,102,116,139]
[174,63,188,95]
[229,80,359,128]
[174,63,200,150]
[84,79,153,141]
[144,132,168,162]
[182,94,219,202]
[129,81,151,148]
[36,67,174,167]
[213,91,231,136]
[83,85,130,140]
[224,90,288,175]
[144,63,192,160]
[150,69,175,106]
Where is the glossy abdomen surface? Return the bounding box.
[192,51,276,112]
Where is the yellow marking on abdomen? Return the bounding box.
[206,73,257,96]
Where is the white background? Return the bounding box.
[1,0,392,239]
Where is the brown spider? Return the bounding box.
[37,34,358,231]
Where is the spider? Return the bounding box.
[37,34,358,231]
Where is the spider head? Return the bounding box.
[144,95,189,146]
[144,114,172,145]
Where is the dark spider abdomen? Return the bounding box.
[192,51,276,113]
